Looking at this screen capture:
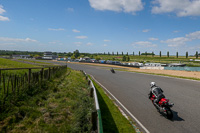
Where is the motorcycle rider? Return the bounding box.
[110,68,115,73]
[149,82,165,105]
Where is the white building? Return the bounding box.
[43,51,53,60]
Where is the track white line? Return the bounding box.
[90,75,150,133]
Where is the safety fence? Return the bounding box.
[164,67,200,72]
[0,65,67,111]
[82,71,103,133]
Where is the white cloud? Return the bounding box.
[161,37,189,47]
[67,8,74,12]
[142,29,150,32]
[152,0,200,17]
[104,39,111,42]
[88,0,144,15]
[49,41,61,44]
[161,31,200,47]
[0,37,37,43]
[49,41,57,44]
[132,41,157,47]
[185,31,200,40]
[74,42,82,46]
[0,5,9,21]
[0,16,9,21]
[48,28,65,31]
[74,42,82,45]
[76,36,88,39]
[103,44,108,47]
[0,5,6,14]
[86,42,93,46]
[0,43,16,46]
[48,41,64,45]
[149,37,159,41]
[72,29,80,33]
[173,30,180,33]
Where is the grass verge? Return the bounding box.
[0,69,95,132]
[0,58,43,75]
[18,59,54,65]
[0,58,38,68]
[89,76,136,133]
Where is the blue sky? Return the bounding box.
[0,0,200,55]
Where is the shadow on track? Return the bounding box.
[158,110,184,121]
[171,111,185,121]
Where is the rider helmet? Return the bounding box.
[150,82,156,88]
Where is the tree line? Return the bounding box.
[0,50,199,59]
[102,51,199,59]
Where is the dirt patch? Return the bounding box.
[69,62,200,79]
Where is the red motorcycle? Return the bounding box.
[149,94,174,119]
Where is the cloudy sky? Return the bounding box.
[0,0,200,55]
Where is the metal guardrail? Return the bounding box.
[82,71,103,133]
[164,66,200,71]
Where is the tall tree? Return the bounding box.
[145,51,147,56]
[196,51,198,59]
[117,51,118,56]
[95,56,101,61]
[176,52,178,58]
[126,52,128,56]
[126,56,130,62]
[67,52,73,57]
[167,51,169,58]
[186,51,188,58]
[122,52,123,55]
[71,54,76,59]
[133,52,134,56]
[160,51,161,57]
[73,50,80,58]
[122,55,126,61]
[139,51,140,56]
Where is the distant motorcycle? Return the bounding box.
[149,94,174,119]
[110,68,115,73]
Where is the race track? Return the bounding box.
[66,63,200,133]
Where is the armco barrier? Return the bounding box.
[164,67,200,72]
[140,66,164,70]
[82,71,103,133]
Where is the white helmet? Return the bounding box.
[150,82,156,88]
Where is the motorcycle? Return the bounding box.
[149,94,174,119]
[110,68,115,73]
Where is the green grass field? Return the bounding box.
[0,69,94,132]
[0,58,39,68]
[18,59,53,65]
[0,58,43,75]
[0,58,57,75]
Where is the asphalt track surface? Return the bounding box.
[41,61,200,133]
